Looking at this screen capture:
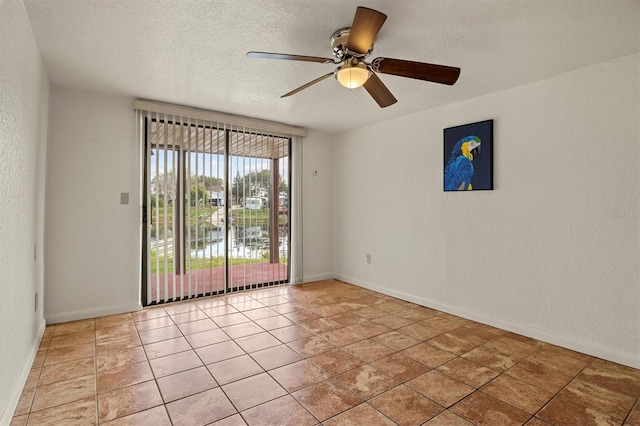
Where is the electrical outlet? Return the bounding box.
[366,253,371,264]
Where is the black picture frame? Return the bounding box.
[443,119,493,191]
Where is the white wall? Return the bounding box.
[46,87,141,323]
[334,54,640,368]
[0,0,49,421]
[302,130,334,282]
[45,91,336,319]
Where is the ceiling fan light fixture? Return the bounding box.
[335,62,371,89]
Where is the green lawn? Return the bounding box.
[149,253,270,274]
[230,208,288,226]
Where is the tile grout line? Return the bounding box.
[134,310,172,426]
[93,318,98,425]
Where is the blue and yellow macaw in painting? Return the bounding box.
[444,135,481,190]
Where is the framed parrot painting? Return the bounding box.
[443,119,493,191]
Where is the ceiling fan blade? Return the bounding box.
[363,72,397,108]
[345,7,387,55]
[247,51,336,64]
[372,57,460,85]
[281,72,335,98]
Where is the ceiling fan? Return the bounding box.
[246,6,460,108]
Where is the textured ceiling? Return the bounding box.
[23,0,639,134]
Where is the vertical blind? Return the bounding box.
[135,100,306,305]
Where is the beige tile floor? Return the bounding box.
[11,280,640,425]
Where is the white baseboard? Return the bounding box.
[335,274,640,370]
[46,302,142,324]
[300,273,335,284]
[1,318,46,425]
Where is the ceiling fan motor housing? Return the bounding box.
[331,27,372,60]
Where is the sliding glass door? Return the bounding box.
[143,117,290,305]
[227,131,290,291]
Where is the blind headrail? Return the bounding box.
[134,99,308,138]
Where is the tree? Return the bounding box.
[278,176,288,195]
[188,183,208,207]
[232,170,267,200]
[232,171,243,204]
[231,170,288,204]
[152,170,286,206]
[150,171,176,203]
[197,175,224,193]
